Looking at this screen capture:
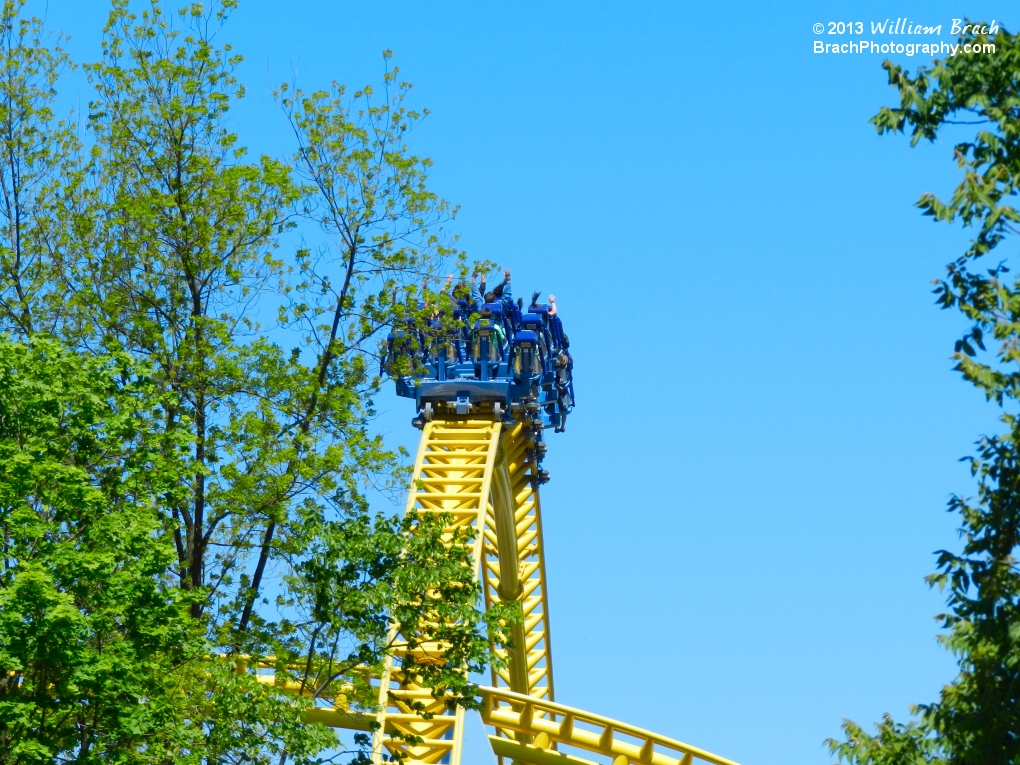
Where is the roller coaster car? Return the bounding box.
[383,298,574,442]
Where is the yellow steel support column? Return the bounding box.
[372,418,502,765]
[483,420,557,759]
[491,447,530,698]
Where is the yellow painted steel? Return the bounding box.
[230,655,375,730]
[478,686,740,765]
[370,418,502,765]
[483,419,557,749]
[267,412,739,765]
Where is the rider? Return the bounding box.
[554,333,574,433]
[547,294,566,350]
[473,268,511,308]
[528,290,543,313]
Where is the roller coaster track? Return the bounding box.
[264,415,739,765]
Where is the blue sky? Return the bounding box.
[40,1,1020,763]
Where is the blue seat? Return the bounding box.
[429,319,461,370]
[383,330,411,377]
[511,330,542,380]
[472,319,502,362]
[517,316,549,357]
[548,314,565,349]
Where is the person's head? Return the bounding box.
[492,284,504,299]
[480,307,493,320]
[453,282,469,299]
[530,290,541,307]
[484,291,495,304]
[517,297,523,309]
[562,333,570,349]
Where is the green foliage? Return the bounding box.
[0,336,346,764]
[830,22,1020,765]
[0,335,197,761]
[0,0,503,761]
[829,717,945,765]
[0,0,79,336]
[278,50,467,350]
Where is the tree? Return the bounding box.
[0,0,505,761]
[0,1,77,337]
[0,335,204,762]
[829,23,1020,765]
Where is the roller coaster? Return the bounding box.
[266,277,739,765]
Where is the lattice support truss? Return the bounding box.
[371,419,502,765]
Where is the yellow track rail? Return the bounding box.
[482,419,556,747]
[479,686,739,765]
[267,414,738,765]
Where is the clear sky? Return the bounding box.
[38,1,1020,764]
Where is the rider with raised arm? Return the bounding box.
[473,268,511,307]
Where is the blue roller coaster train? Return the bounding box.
[382,276,575,486]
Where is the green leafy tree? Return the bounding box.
[829,23,1020,765]
[0,1,78,336]
[0,0,507,761]
[0,335,203,762]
